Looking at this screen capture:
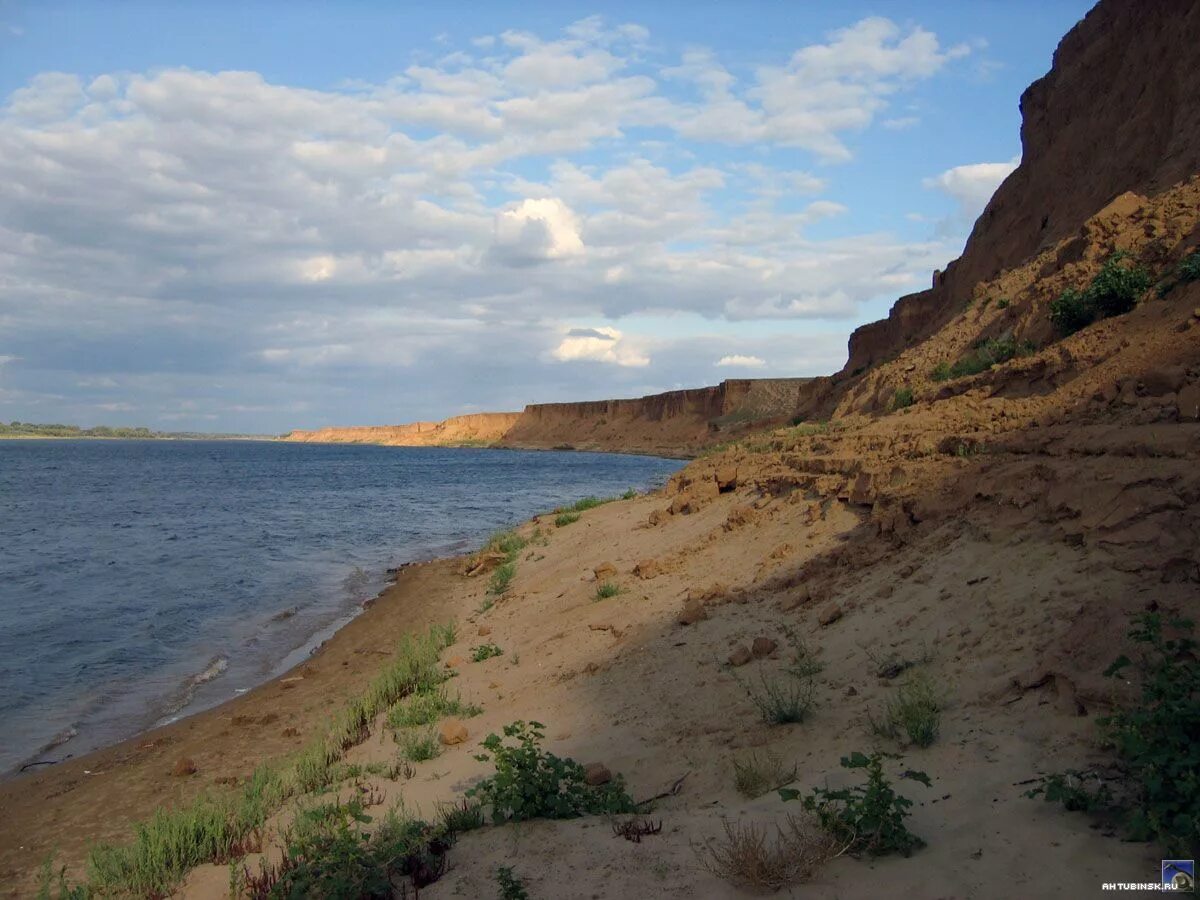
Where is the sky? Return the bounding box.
[0,0,1095,433]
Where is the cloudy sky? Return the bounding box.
[0,1,1092,433]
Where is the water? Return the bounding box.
[0,440,683,775]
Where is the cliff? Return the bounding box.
[282,412,521,447]
[497,378,822,456]
[842,0,1200,376]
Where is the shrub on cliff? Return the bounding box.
[781,751,931,857]
[467,721,634,823]
[1026,612,1200,856]
[1049,253,1151,335]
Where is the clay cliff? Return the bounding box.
[282,412,520,447]
[497,378,826,456]
[842,0,1200,376]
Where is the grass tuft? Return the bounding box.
[732,751,797,798]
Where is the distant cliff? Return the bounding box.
[282,412,521,447]
[497,378,826,456]
[842,0,1200,376]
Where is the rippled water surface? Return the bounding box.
[0,440,683,774]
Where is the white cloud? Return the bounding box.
[551,326,650,367]
[923,157,1020,221]
[0,14,970,429]
[493,197,584,263]
[715,354,765,368]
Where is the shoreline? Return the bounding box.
[0,550,468,895]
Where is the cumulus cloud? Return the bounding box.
[551,326,650,367]
[924,157,1020,222]
[0,14,970,430]
[492,197,584,263]
[715,354,766,368]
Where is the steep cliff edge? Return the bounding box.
[843,0,1200,376]
[496,378,824,456]
[282,412,521,447]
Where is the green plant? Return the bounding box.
[386,688,480,730]
[467,721,635,823]
[891,388,914,411]
[472,642,504,662]
[1050,253,1150,335]
[35,858,89,900]
[495,866,530,900]
[782,751,930,857]
[1088,252,1151,317]
[1027,612,1200,855]
[997,297,1010,309]
[396,727,441,762]
[477,597,495,614]
[1179,250,1200,283]
[243,801,450,898]
[438,799,485,835]
[735,669,817,725]
[488,562,515,596]
[1049,287,1094,335]
[732,751,797,798]
[485,529,528,560]
[554,512,580,527]
[930,362,952,382]
[594,581,621,601]
[869,672,942,747]
[621,488,638,500]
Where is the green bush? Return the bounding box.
[996,298,1011,309]
[386,689,480,730]
[467,721,635,823]
[496,866,530,900]
[1179,251,1200,283]
[869,672,942,748]
[240,800,450,898]
[1049,254,1150,335]
[735,669,817,725]
[594,581,621,601]
[396,728,441,762]
[781,751,930,857]
[554,512,580,527]
[732,751,797,798]
[1027,612,1200,855]
[935,335,1035,381]
[471,642,504,662]
[891,388,914,411]
[488,562,515,595]
[1088,253,1151,317]
[621,488,638,500]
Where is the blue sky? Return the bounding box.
[0,1,1094,432]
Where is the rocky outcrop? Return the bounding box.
[843,0,1200,376]
[282,412,521,448]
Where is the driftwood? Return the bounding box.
[636,771,690,807]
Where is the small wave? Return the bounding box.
[158,654,229,720]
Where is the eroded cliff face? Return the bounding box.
[843,0,1200,376]
[282,412,521,447]
[497,379,822,456]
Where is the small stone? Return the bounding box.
[715,465,738,492]
[594,562,617,581]
[281,727,299,738]
[818,603,844,627]
[750,637,778,658]
[1178,383,1200,422]
[477,625,492,636]
[439,719,468,746]
[171,757,197,777]
[648,509,669,527]
[678,598,708,625]
[445,655,466,669]
[845,686,858,697]
[584,762,612,786]
[728,645,753,667]
[779,585,811,612]
[633,559,660,579]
